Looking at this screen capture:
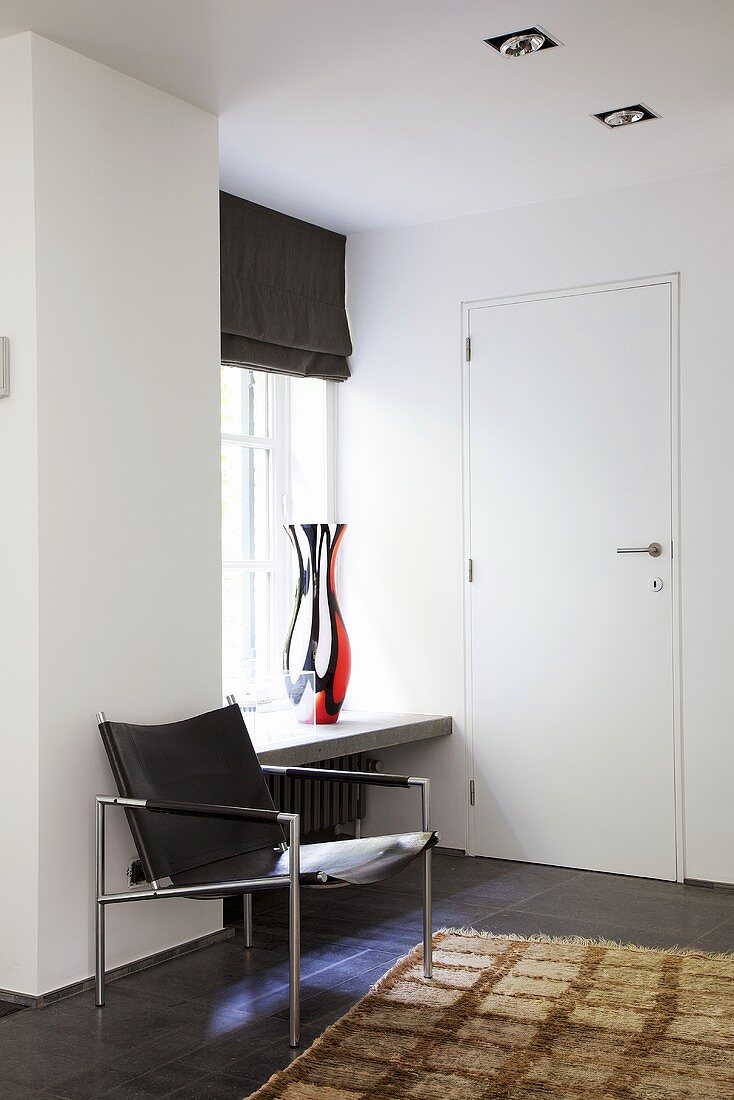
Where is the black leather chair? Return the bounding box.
[95,703,438,1046]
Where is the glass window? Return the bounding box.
[221,367,270,437]
[221,443,271,561]
[221,366,333,701]
[222,569,272,686]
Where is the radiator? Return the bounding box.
[265,754,367,837]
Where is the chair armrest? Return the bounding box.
[96,795,285,823]
[261,769,432,833]
[260,765,426,789]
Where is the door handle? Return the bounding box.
[616,542,662,558]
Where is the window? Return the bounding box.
[221,366,335,700]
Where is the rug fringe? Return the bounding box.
[436,926,734,961]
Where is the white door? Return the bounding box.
[467,281,677,880]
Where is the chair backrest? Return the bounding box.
[98,703,285,882]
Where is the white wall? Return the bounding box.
[0,33,222,997]
[342,166,734,881]
[0,34,40,996]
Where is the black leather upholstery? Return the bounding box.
[99,704,285,882]
[99,703,437,893]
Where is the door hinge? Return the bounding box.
[465,336,471,362]
[469,779,475,806]
[468,558,473,582]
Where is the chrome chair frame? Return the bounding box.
[260,765,433,979]
[95,759,433,1048]
[95,794,303,1044]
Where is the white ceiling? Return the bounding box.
[1,0,733,233]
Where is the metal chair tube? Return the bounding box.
[95,799,106,1007]
[243,893,253,948]
[261,764,411,788]
[98,875,287,905]
[284,812,301,1047]
[414,778,433,979]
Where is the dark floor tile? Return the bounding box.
[299,914,418,954]
[192,943,387,1029]
[692,917,734,954]
[171,1016,324,1094]
[199,1040,304,1093]
[112,1029,227,1084]
[0,986,217,1064]
[184,950,396,1069]
[117,937,372,1023]
[513,872,734,938]
[166,1071,269,1099]
[273,956,398,1028]
[89,1057,212,1099]
[167,1015,320,1093]
[293,884,497,931]
[472,907,723,951]
[247,911,417,959]
[109,942,279,1004]
[436,862,587,908]
[8,1083,66,1100]
[199,981,374,1095]
[295,946,396,1002]
[244,930,401,988]
[1,1047,133,1100]
[258,866,506,946]
[0,1001,25,1020]
[150,941,389,1042]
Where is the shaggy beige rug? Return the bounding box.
[247,929,734,1099]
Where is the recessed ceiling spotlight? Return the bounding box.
[500,31,544,57]
[484,26,561,57]
[593,103,659,128]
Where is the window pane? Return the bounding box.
[289,377,327,520]
[222,569,272,688]
[221,366,270,437]
[221,443,271,560]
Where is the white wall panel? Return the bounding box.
[343,167,734,881]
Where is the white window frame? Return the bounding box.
[221,367,338,700]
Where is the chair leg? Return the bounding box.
[419,778,433,979]
[243,893,253,948]
[288,816,301,1048]
[95,901,106,1006]
[423,846,433,979]
[289,888,301,1047]
[95,799,106,1007]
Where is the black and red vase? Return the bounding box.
[283,523,351,724]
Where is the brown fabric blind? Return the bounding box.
[220,192,351,381]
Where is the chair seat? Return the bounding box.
[170,830,438,896]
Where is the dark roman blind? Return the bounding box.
[220,191,351,381]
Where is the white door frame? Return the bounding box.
[461,274,683,880]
